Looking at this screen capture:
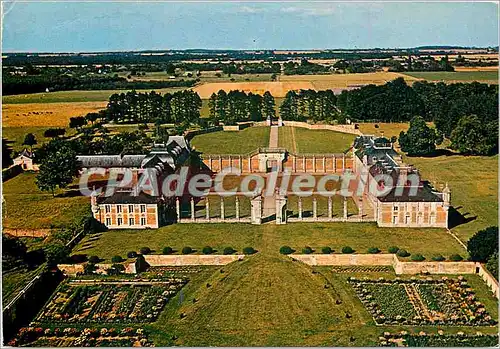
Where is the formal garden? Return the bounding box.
[349,276,497,326]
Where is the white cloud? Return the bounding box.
[280,4,342,17]
[237,6,266,14]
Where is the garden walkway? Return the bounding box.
[269,125,279,148]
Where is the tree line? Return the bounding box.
[208,90,275,125]
[279,89,344,123]
[3,74,196,95]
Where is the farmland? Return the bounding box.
[402,71,498,83]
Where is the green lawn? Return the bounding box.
[74,221,465,262]
[404,154,498,242]
[190,126,270,154]
[403,71,498,83]
[3,126,76,153]
[2,172,89,229]
[279,126,355,154]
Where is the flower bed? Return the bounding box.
[349,276,496,326]
[379,331,499,347]
[35,278,188,325]
[8,327,153,347]
[331,266,393,273]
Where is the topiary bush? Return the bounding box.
[88,255,100,264]
[321,246,332,254]
[302,246,313,254]
[202,246,213,255]
[162,247,173,255]
[341,246,354,254]
[223,247,235,255]
[242,247,256,255]
[182,246,193,255]
[368,247,380,254]
[127,251,137,259]
[449,254,463,261]
[111,255,123,263]
[411,254,425,261]
[396,249,410,257]
[432,255,445,261]
[140,247,151,255]
[280,246,293,255]
[388,246,399,254]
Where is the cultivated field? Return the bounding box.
[192,81,316,99]
[190,126,270,154]
[2,102,106,127]
[280,72,419,89]
[279,126,355,153]
[402,71,498,84]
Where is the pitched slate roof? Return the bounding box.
[97,191,160,204]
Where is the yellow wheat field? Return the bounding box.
[2,102,107,127]
[192,81,316,98]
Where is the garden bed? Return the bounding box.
[34,278,187,325]
[379,331,499,347]
[349,276,496,326]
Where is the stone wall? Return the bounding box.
[144,254,244,266]
[478,264,500,298]
[393,260,476,275]
[3,229,51,238]
[58,264,85,275]
[291,253,395,266]
[281,121,362,135]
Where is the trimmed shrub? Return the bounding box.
[431,255,445,261]
[321,246,332,254]
[280,246,293,255]
[302,246,313,254]
[202,246,213,255]
[388,246,399,254]
[411,254,425,261]
[88,255,100,264]
[396,249,410,257]
[449,254,463,261]
[242,247,256,255]
[341,246,354,254]
[367,247,380,254]
[162,247,173,255]
[111,255,123,263]
[127,251,137,259]
[181,247,193,255]
[223,247,235,255]
[140,247,151,255]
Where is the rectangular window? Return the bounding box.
[392,215,398,224]
[105,217,111,226]
[140,205,146,213]
[117,205,122,213]
[105,205,111,213]
[129,217,134,225]
[117,217,123,226]
[140,217,146,226]
[405,215,411,224]
[128,205,134,213]
[393,205,399,211]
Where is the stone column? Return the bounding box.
[219,156,222,171]
[239,155,242,172]
[209,156,213,171]
[343,196,348,220]
[298,197,303,220]
[275,194,287,225]
[250,195,262,224]
[328,196,333,219]
[342,154,346,170]
[176,197,181,222]
[235,197,240,220]
[190,197,195,221]
[248,156,252,172]
[333,155,336,172]
[220,197,225,220]
[312,197,317,219]
[303,156,306,172]
[323,156,326,173]
[229,155,232,169]
[292,156,296,172]
[206,198,210,220]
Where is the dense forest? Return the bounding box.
[279,89,343,123]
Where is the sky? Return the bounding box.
[1,1,498,52]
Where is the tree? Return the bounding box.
[35,141,78,196]
[450,115,498,155]
[2,138,13,168]
[486,252,498,280]
[467,226,498,262]
[22,133,37,152]
[69,116,87,130]
[398,116,442,156]
[43,128,66,138]
[44,243,69,265]
[262,91,276,120]
[3,235,28,270]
